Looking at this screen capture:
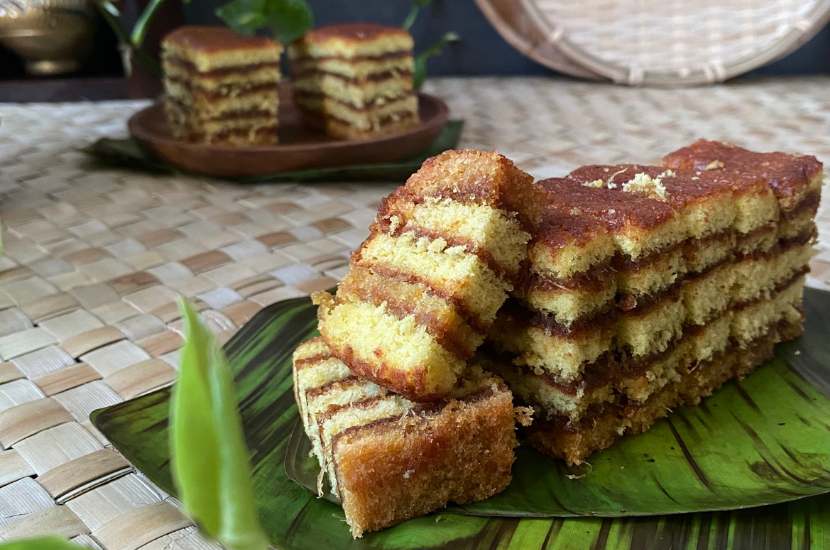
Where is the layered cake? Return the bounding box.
[313,149,541,401]
[288,23,420,140]
[489,143,819,465]
[293,338,520,538]
[161,26,282,145]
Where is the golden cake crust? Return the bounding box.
[304,23,412,44]
[162,26,281,54]
[333,381,517,537]
[664,139,822,193]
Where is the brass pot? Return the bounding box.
[0,0,96,75]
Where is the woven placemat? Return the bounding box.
[0,76,828,549]
[516,0,830,86]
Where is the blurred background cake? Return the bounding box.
[161,26,283,145]
[288,23,419,140]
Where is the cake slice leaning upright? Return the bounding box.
[313,149,542,401]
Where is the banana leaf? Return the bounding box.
[91,288,830,550]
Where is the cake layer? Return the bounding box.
[526,314,804,465]
[488,306,737,426]
[732,274,805,344]
[162,26,282,72]
[165,83,278,119]
[295,92,418,132]
[314,150,538,401]
[514,270,616,327]
[290,57,414,82]
[293,338,518,538]
[299,110,418,140]
[374,196,533,279]
[617,290,684,356]
[491,301,616,379]
[292,71,413,108]
[164,99,278,145]
[336,265,482,359]
[164,64,282,92]
[496,229,811,381]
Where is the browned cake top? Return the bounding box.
[376,149,542,230]
[304,23,410,43]
[568,164,737,208]
[163,26,278,53]
[534,208,607,250]
[539,177,675,232]
[663,139,822,199]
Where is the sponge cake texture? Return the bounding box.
[293,338,518,538]
[314,150,541,401]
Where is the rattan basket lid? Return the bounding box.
[491,0,830,86]
[474,0,602,79]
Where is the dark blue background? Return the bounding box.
[184,0,830,78]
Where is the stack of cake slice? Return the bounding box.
[288,23,420,140]
[293,337,519,538]
[161,26,283,145]
[296,149,540,536]
[313,149,542,401]
[488,142,820,465]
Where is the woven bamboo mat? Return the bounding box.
[0,76,828,549]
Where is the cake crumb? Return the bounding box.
[582,179,605,188]
[705,160,724,170]
[622,173,668,201]
[388,215,401,233]
[514,406,534,426]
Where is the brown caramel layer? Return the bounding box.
[783,190,821,220]
[522,267,612,292]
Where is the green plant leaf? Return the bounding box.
[402,0,432,30]
[0,537,82,550]
[131,0,167,47]
[263,0,314,44]
[93,289,830,549]
[170,299,269,550]
[413,31,459,89]
[217,0,313,43]
[216,0,268,36]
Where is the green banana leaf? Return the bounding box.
[91,288,830,550]
[0,537,82,550]
[171,300,268,550]
[81,120,463,183]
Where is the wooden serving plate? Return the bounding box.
[128,92,449,178]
